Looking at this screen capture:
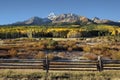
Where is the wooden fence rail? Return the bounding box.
[0,56,120,72]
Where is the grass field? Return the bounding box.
[0,69,120,80]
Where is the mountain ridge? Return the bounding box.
[2,13,120,26]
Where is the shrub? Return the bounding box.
[63,45,68,49]
[83,45,91,52]
[46,45,55,50]
[47,53,55,60]
[111,51,120,60]
[48,40,58,46]
[39,45,46,50]
[8,48,17,57]
[34,51,45,59]
[57,52,66,58]
[91,48,102,55]
[72,45,78,50]
[67,47,73,52]
[67,41,76,47]
[102,50,113,57]
[83,53,98,60]
[58,41,66,45]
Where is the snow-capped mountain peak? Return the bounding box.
[48,12,57,20]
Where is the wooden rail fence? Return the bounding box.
[0,56,120,72]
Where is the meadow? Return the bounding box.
[0,69,120,80]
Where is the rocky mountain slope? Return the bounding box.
[11,17,51,26]
[5,13,120,26]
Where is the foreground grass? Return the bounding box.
[0,69,120,80]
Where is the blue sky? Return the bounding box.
[0,0,120,25]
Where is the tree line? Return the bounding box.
[0,25,119,39]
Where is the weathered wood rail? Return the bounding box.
[0,56,120,72]
[0,59,43,69]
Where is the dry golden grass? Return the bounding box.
[0,69,120,80]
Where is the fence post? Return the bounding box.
[46,55,49,73]
[43,55,49,71]
[97,56,103,72]
[43,55,50,80]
